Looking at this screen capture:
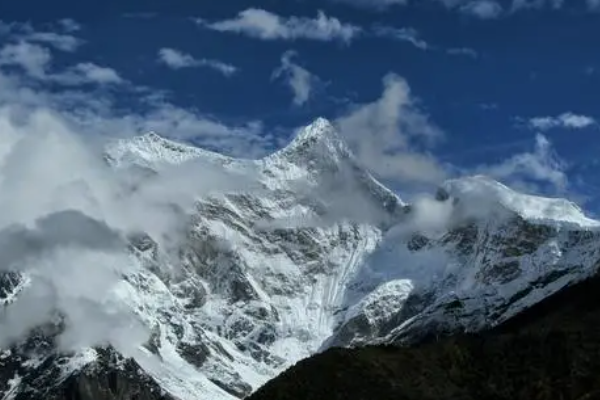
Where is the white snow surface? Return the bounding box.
[94,117,397,399]
[3,118,600,400]
[442,175,600,228]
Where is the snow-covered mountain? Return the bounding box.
[2,118,600,400]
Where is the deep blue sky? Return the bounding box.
[1,0,599,210]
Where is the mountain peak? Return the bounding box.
[269,118,351,166]
[291,117,338,144]
[105,131,229,169]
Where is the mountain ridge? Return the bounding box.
[1,117,600,400]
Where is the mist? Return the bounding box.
[0,105,262,353]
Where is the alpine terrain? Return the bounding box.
[1,117,600,400]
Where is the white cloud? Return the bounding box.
[198,9,361,43]
[477,133,568,193]
[23,31,82,52]
[0,41,52,79]
[0,20,83,52]
[0,24,119,87]
[373,26,429,50]
[332,0,575,14]
[157,47,237,76]
[0,38,122,86]
[58,18,82,32]
[54,62,124,85]
[511,0,564,11]
[272,51,316,106]
[0,106,263,351]
[336,73,446,184]
[460,0,504,18]
[526,112,597,131]
[588,0,600,10]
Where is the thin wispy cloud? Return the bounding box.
[374,26,477,57]
[0,41,122,86]
[21,31,82,52]
[525,112,597,131]
[329,0,408,10]
[328,0,592,15]
[55,62,124,85]
[477,133,569,194]
[0,22,267,158]
[0,41,51,79]
[157,47,237,76]
[196,9,361,43]
[446,47,478,57]
[461,0,504,19]
[58,18,81,32]
[0,20,83,52]
[373,26,429,50]
[272,51,317,106]
[510,0,564,11]
[588,0,600,10]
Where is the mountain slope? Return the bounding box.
[1,118,600,400]
[326,175,600,348]
[248,263,600,400]
[0,118,406,399]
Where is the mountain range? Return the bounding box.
[1,118,599,400]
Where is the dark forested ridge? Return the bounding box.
[248,272,600,400]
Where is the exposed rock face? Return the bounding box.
[2,120,600,400]
[0,331,173,400]
[327,176,600,348]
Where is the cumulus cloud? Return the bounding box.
[272,51,317,106]
[526,112,597,131]
[477,133,568,194]
[157,47,237,76]
[336,73,447,185]
[197,9,361,43]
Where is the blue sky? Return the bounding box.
[0,0,599,211]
